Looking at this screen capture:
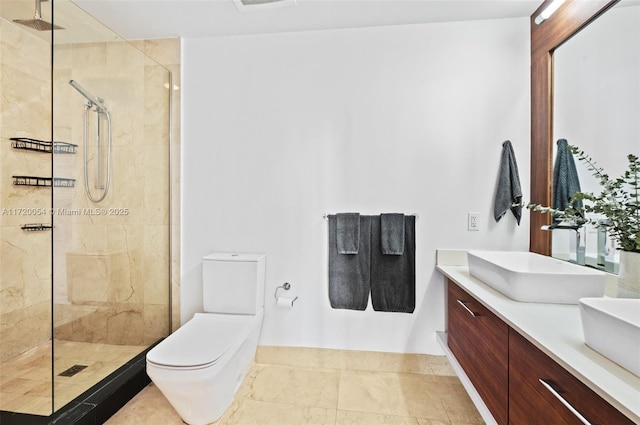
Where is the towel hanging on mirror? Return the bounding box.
[553,138,583,221]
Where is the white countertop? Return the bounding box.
[436,250,640,423]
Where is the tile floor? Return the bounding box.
[0,340,145,415]
[106,346,484,425]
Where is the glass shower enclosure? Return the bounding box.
[1,0,171,416]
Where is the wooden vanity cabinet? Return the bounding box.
[509,329,634,425]
[447,279,509,425]
[445,279,634,425]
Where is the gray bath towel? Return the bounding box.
[380,213,405,255]
[494,140,523,225]
[553,139,583,218]
[336,213,360,254]
[370,215,415,313]
[328,215,371,310]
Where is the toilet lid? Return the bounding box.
[147,313,255,368]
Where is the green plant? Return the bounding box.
[527,145,640,253]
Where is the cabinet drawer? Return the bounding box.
[447,279,509,425]
[509,328,634,425]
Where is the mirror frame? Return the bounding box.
[529,0,620,255]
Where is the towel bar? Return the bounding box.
[322,213,419,220]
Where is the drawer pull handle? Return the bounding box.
[456,299,477,317]
[539,379,592,425]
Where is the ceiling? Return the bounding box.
[68,0,542,41]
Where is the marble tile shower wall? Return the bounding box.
[0,19,53,362]
[0,17,177,362]
[130,38,181,334]
[52,40,171,346]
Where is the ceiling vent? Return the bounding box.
[233,0,297,11]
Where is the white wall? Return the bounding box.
[181,17,530,354]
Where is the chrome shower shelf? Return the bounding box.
[10,137,77,154]
[21,223,53,232]
[12,175,76,188]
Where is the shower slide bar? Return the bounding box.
[69,80,112,202]
[322,213,419,220]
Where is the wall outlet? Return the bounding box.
[468,212,480,231]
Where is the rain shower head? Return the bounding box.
[69,80,106,112]
[13,0,64,31]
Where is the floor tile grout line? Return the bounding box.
[335,406,426,421]
[254,361,458,380]
[335,368,342,425]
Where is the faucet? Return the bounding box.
[597,220,608,267]
[541,222,586,265]
[596,219,621,273]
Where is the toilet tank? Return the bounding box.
[202,253,266,314]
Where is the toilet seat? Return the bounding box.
[147,313,255,369]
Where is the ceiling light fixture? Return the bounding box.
[534,0,567,25]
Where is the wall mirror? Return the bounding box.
[529,0,638,272]
[551,0,640,272]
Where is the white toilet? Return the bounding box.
[146,252,266,425]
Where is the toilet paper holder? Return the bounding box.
[274,282,298,305]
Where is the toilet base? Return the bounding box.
[146,311,263,425]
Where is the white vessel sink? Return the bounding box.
[579,298,640,377]
[467,251,606,304]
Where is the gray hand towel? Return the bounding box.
[553,139,583,218]
[336,212,360,254]
[380,213,405,255]
[494,140,523,225]
[370,215,415,313]
[328,215,371,310]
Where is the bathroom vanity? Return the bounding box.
[437,251,639,425]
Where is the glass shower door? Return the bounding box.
[50,0,171,412]
[1,0,171,415]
